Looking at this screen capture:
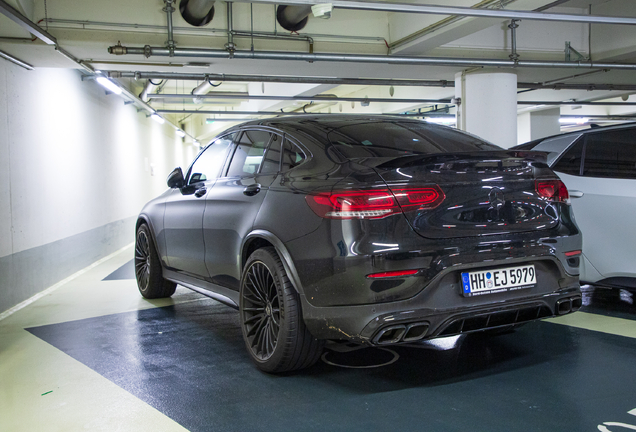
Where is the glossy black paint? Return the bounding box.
[138,115,582,344]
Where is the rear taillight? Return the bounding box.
[306,186,444,219]
[535,179,569,203]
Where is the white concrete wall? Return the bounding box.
[0,62,196,311]
[0,64,197,259]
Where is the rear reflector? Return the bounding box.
[367,269,420,278]
[536,179,569,202]
[565,250,582,257]
[306,186,444,220]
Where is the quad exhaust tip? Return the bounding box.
[373,322,430,345]
[556,295,583,315]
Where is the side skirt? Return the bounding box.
[163,269,240,309]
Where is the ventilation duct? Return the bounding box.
[179,0,215,26]
[276,5,313,31]
[191,79,221,103]
[139,79,165,102]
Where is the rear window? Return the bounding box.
[327,120,499,158]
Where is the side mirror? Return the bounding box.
[167,167,185,188]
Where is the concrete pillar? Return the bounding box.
[455,70,517,148]
[517,108,561,144]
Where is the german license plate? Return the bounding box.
[461,265,536,297]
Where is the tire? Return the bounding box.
[134,224,176,299]
[239,247,324,373]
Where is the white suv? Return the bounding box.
[515,124,636,290]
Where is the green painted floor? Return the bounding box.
[2,246,635,431]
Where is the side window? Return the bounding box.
[281,140,306,171]
[226,130,272,177]
[582,129,636,179]
[553,138,584,176]
[260,134,283,174]
[188,133,235,185]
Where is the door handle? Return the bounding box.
[569,190,584,198]
[243,184,261,196]
[194,187,207,198]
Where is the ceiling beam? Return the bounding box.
[236,0,636,26]
[0,0,57,45]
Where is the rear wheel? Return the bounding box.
[239,247,324,373]
[135,224,176,299]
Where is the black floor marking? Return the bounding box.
[27,299,636,432]
[102,260,135,281]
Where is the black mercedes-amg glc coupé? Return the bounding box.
[135,116,582,372]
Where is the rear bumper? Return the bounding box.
[299,256,581,344]
[301,287,581,344]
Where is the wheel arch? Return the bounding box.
[135,215,166,267]
[242,230,305,296]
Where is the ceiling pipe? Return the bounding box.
[180,0,216,26]
[108,71,636,91]
[110,71,454,87]
[157,109,432,116]
[164,0,176,53]
[149,93,636,106]
[108,45,636,70]
[276,5,313,31]
[236,0,636,26]
[149,93,452,104]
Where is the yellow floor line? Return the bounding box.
[545,311,636,339]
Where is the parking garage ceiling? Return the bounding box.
[2,0,636,140]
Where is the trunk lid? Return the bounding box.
[371,151,562,239]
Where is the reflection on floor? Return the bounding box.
[581,284,636,320]
[2,250,636,432]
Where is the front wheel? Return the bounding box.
[239,247,324,373]
[135,224,176,299]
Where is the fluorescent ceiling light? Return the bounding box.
[151,113,165,124]
[425,116,456,124]
[96,77,122,95]
[176,129,186,138]
[560,117,588,125]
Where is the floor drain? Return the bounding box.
[321,347,399,369]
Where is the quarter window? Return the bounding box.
[188,133,235,185]
[582,129,636,179]
[282,140,306,171]
[226,130,273,177]
[260,134,283,174]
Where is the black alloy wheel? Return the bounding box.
[241,260,281,360]
[239,247,324,373]
[134,224,176,299]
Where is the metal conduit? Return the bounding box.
[107,71,636,91]
[108,45,636,70]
